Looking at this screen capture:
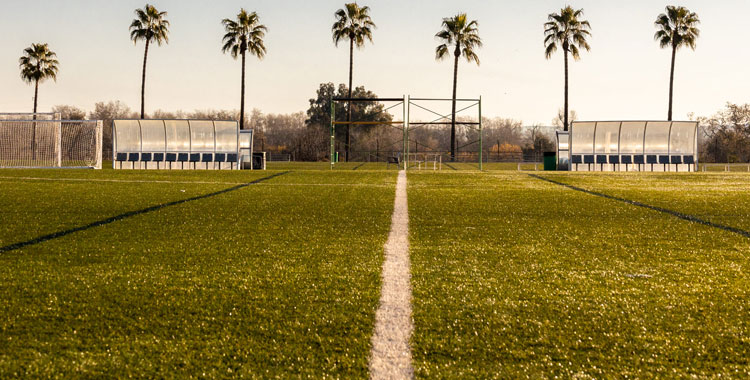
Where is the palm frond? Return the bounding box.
[435,13,482,65]
[544,6,591,60]
[18,43,59,84]
[129,4,170,46]
[222,9,268,60]
[332,3,376,49]
[654,5,700,51]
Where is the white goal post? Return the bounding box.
[407,153,442,170]
[0,115,103,169]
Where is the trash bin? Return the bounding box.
[543,152,557,171]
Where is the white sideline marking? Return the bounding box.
[370,170,414,380]
[0,176,391,187]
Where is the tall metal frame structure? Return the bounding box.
[329,96,483,170]
[330,96,408,170]
[407,97,483,170]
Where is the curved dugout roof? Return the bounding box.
[570,121,698,157]
[113,120,240,154]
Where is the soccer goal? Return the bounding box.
[407,153,442,170]
[0,115,103,169]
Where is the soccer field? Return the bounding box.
[1,168,748,378]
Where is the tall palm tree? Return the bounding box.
[544,6,591,131]
[19,43,59,117]
[19,43,59,160]
[654,6,700,121]
[130,4,170,119]
[332,3,375,162]
[222,9,267,130]
[436,13,481,161]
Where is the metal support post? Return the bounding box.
[478,96,483,171]
[330,99,335,170]
[404,95,409,171]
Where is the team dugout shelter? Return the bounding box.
[557,121,699,172]
[113,119,254,170]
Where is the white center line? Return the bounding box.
[369,170,414,380]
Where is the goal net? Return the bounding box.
[0,117,103,169]
[407,153,442,170]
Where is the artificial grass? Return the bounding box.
[3,168,749,378]
[0,170,397,378]
[408,172,750,378]
[548,172,750,233]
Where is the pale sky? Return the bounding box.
[0,0,747,124]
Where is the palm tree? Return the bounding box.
[435,13,481,161]
[654,6,700,121]
[130,4,170,119]
[19,43,59,160]
[222,9,267,130]
[544,6,591,131]
[19,43,59,117]
[332,3,375,162]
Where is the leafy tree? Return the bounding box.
[332,3,376,162]
[130,4,170,119]
[306,83,392,153]
[52,105,86,120]
[222,9,268,130]
[19,43,59,117]
[90,100,138,158]
[654,6,700,121]
[435,13,482,161]
[544,6,591,131]
[698,103,750,163]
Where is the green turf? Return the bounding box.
[408,171,750,378]
[545,172,750,232]
[3,167,750,378]
[0,169,397,378]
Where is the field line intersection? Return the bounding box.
[1,166,750,378]
[0,172,290,254]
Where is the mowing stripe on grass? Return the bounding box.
[0,172,289,254]
[443,162,458,171]
[352,163,367,170]
[529,174,750,239]
[369,170,414,380]
[0,176,391,187]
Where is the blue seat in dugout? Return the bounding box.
[112,119,242,170]
[564,121,699,172]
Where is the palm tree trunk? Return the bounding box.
[32,79,39,160]
[33,80,39,116]
[346,38,354,163]
[668,44,676,121]
[451,48,460,162]
[140,39,150,119]
[240,51,246,130]
[564,49,569,132]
